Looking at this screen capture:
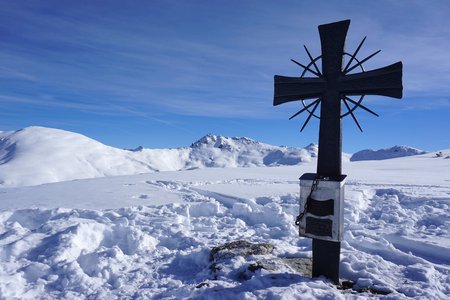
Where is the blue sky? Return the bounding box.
[1,0,449,152]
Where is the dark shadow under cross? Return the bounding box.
[272,19,403,284]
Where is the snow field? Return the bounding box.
[341,186,450,298]
[0,171,449,299]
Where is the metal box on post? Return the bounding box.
[298,173,346,242]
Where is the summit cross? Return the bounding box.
[273,19,403,283]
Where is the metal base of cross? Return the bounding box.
[312,239,341,284]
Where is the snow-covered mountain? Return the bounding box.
[0,127,318,187]
[350,145,427,161]
[188,133,317,168]
[0,126,433,188]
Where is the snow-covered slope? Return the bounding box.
[0,127,158,187]
[350,145,427,161]
[0,127,317,187]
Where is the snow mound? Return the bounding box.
[350,146,427,161]
[0,127,157,187]
[0,127,317,187]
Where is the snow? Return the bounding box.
[0,127,318,188]
[0,127,449,299]
[350,145,427,161]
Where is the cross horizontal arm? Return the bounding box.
[273,75,325,106]
[338,61,403,99]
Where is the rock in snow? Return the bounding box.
[350,145,427,161]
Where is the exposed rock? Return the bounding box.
[208,241,312,282]
[209,240,274,261]
[281,257,312,277]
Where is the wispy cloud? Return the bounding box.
[1,0,450,122]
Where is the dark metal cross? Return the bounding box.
[273,20,402,283]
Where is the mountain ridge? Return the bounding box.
[0,126,433,187]
[350,145,428,161]
[0,127,318,187]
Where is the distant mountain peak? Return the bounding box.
[304,143,318,157]
[350,145,427,161]
[190,134,259,150]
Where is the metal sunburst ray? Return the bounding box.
[291,59,321,77]
[343,36,366,73]
[345,50,381,74]
[303,45,322,76]
[289,98,320,120]
[300,100,320,132]
[342,97,363,132]
[344,96,379,117]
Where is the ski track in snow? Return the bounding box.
[0,173,449,299]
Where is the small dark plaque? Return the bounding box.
[307,197,334,216]
[305,216,332,237]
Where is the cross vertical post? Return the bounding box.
[273,19,402,284]
[312,20,349,283]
